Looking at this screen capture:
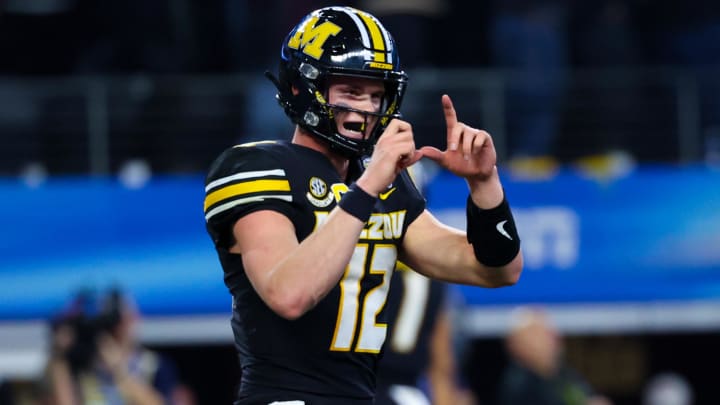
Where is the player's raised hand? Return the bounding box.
[420,95,497,182]
[357,118,423,196]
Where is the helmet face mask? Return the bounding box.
[268,6,408,158]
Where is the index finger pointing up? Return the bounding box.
[442,94,460,150]
[442,94,457,129]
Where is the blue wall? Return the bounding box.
[427,166,720,306]
[2,166,719,320]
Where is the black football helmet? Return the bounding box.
[266,6,408,158]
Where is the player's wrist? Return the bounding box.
[466,194,520,267]
[338,183,377,222]
[354,178,379,197]
[467,167,503,209]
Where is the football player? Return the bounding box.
[204,6,523,405]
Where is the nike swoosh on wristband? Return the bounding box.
[379,187,397,200]
[496,220,513,240]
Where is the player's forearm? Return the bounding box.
[403,213,521,287]
[437,238,521,287]
[485,253,523,285]
[465,168,523,285]
[458,234,523,287]
[264,208,366,319]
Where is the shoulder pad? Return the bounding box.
[204,142,291,221]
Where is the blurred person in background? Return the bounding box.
[42,288,194,405]
[496,307,613,405]
[375,261,475,405]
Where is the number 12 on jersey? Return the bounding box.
[330,244,396,353]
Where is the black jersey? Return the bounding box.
[375,263,447,399]
[204,141,426,403]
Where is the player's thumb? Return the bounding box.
[418,146,444,162]
[398,150,425,170]
[407,150,425,166]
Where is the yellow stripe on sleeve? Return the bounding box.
[204,179,290,211]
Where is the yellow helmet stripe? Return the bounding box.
[355,10,387,63]
[204,179,290,211]
[332,7,371,50]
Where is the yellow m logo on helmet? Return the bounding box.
[287,16,342,59]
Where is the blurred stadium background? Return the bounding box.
[1,1,720,404]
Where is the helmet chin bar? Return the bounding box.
[302,110,371,158]
[304,101,400,158]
